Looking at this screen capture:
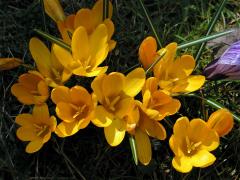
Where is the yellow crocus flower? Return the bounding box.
[169,117,219,173]
[134,77,181,165]
[51,86,94,137]
[47,0,116,50]
[91,68,145,146]
[139,36,205,95]
[11,71,49,105]
[53,24,109,77]
[207,108,233,137]
[15,104,57,153]
[29,38,72,87]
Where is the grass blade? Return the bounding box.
[178,29,234,50]
[103,0,109,20]
[34,29,71,52]
[194,0,227,63]
[129,135,138,165]
[186,93,240,123]
[138,0,162,47]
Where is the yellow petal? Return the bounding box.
[33,104,50,125]
[142,90,151,108]
[29,38,52,78]
[61,69,72,83]
[56,102,75,123]
[43,0,65,22]
[184,75,205,93]
[0,58,22,71]
[169,136,184,157]
[173,117,190,140]
[92,0,113,25]
[91,74,106,103]
[102,72,125,98]
[93,105,113,127]
[115,98,134,119]
[191,150,216,168]
[11,84,35,104]
[174,55,195,77]
[49,116,57,132]
[138,36,157,69]
[108,40,116,51]
[103,19,115,41]
[104,121,125,146]
[16,127,38,141]
[51,86,71,104]
[141,117,166,140]
[72,26,89,60]
[26,139,44,153]
[123,68,146,97]
[84,66,108,77]
[207,109,233,137]
[15,114,34,127]
[57,15,75,44]
[74,9,95,33]
[135,128,152,165]
[142,77,158,95]
[172,156,192,173]
[70,86,92,106]
[53,44,74,70]
[89,24,108,66]
[37,80,49,97]
[189,119,219,151]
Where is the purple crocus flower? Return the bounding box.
[203,40,240,80]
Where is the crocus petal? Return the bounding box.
[26,139,44,153]
[51,86,71,104]
[85,66,108,77]
[29,38,52,78]
[156,99,181,120]
[102,72,125,98]
[191,150,216,168]
[189,119,219,151]
[92,105,113,127]
[56,102,75,123]
[72,26,89,60]
[57,15,75,44]
[53,44,74,70]
[103,19,114,41]
[11,84,34,104]
[139,36,157,69]
[92,0,113,25]
[91,74,106,103]
[115,98,134,119]
[104,121,125,146]
[0,58,22,71]
[172,156,193,173]
[33,104,50,125]
[135,128,152,165]
[207,109,233,137]
[108,40,116,51]
[16,127,38,141]
[74,9,95,33]
[43,0,65,22]
[123,68,145,97]
[37,81,49,96]
[142,77,158,95]
[184,75,205,93]
[61,69,72,83]
[15,114,34,127]
[70,86,92,106]
[169,136,184,157]
[173,117,189,140]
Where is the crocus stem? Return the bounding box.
[21,63,35,70]
[138,0,162,47]
[185,93,240,123]
[194,0,227,64]
[129,135,138,165]
[34,29,71,52]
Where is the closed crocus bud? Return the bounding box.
[0,58,22,71]
[43,0,65,22]
[203,40,240,80]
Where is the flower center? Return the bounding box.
[34,124,49,138]
[70,104,88,119]
[51,67,62,82]
[105,96,121,112]
[30,90,41,96]
[185,136,202,154]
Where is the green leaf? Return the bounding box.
[103,0,109,20]
[178,29,234,50]
[138,0,162,47]
[34,29,71,52]
[129,135,138,165]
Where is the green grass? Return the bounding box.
[0,0,240,179]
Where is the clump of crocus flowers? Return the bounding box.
[2,0,235,174]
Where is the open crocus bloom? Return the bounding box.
[29,38,72,87]
[16,104,57,153]
[207,109,233,137]
[133,77,181,165]
[139,36,205,95]
[54,0,116,50]
[11,71,49,105]
[91,68,145,146]
[169,117,219,173]
[53,24,109,77]
[51,86,94,137]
